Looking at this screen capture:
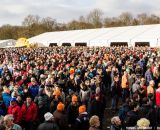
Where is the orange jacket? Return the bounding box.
[121,75,129,89]
[147,86,154,95]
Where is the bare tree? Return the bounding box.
[79,16,86,23]
[22,15,40,26]
[137,13,148,24]
[87,9,103,28]
[119,12,133,26]
[41,17,57,31]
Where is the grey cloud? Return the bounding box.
[0,0,160,25]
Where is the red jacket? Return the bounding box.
[21,102,38,122]
[8,104,22,124]
[156,88,160,107]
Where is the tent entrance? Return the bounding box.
[110,42,128,47]
[49,43,58,47]
[75,43,87,46]
[62,43,71,46]
[135,42,150,47]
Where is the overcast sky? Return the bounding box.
[0,0,160,26]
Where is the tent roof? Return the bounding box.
[28,24,160,47]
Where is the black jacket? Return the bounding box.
[75,112,89,130]
[37,121,59,130]
[124,110,139,127]
[138,104,156,127]
[53,110,68,130]
[67,103,79,125]
[89,99,104,119]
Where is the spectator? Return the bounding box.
[2,86,11,108]
[0,95,6,116]
[4,114,22,130]
[67,95,79,130]
[124,102,139,127]
[89,115,100,130]
[53,102,68,130]
[110,76,121,111]
[37,112,59,130]
[156,83,160,126]
[28,77,39,99]
[75,105,89,130]
[156,83,160,107]
[121,71,129,102]
[147,80,155,95]
[137,118,150,130]
[89,94,104,129]
[34,88,49,123]
[7,97,22,124]
[21,95,38,130]
[145,67,153,85]
[110,116,121,130]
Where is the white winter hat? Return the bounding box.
[44,112,54,121]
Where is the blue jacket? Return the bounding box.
[145,70,153,84]
[0,68,3,76]
[2,92,11,108]
[28,84,39,99]
[0,101,6,116]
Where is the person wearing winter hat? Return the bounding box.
[67,95,79,130]
[75,105,89,130]
[53,102,68,130]
[37,112,59,130]
[56,102,65,111]
[72,95,78,102]
[53,89,61,98]
[79,105,86,114]
[44,112,54,121]
[70,68,75,75]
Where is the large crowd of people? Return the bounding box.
[0,46,160,130]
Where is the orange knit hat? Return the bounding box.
[53,89,61,97]
[79,105,86,114]
[70,68,75,74]
[57,102,65,111]
[72,95,78,102]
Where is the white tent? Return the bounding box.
[0,39,16,48]
[131,24,160,47]
[28,24,160,47]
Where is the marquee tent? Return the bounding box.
[0,39,16,48]
[28,24,160,47]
